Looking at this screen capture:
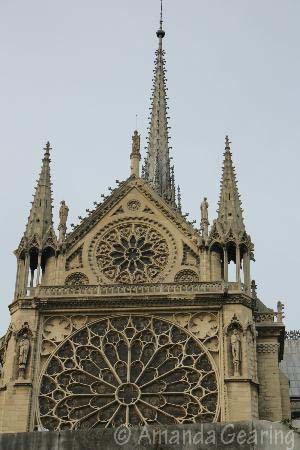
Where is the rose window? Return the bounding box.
[38,315,219,430]
[92,222,173,283]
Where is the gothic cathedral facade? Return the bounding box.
[0,13,290,433]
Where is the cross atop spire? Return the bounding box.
[143,0,177,209]
[225,134,231,149]
[159,0,164,33]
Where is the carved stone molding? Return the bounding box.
[37,281,247,299]
[174,269,199,283]
[65,273,89,287]
[127,200,141,211]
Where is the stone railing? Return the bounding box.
[30,281,247,298]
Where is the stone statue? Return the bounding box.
[277,301,284,323]
[200,197,209,239]
[58,200,69,242]
[18,330,30,379]
[200,197,209,221]
[231,329,241,376]
[132,130,140,156]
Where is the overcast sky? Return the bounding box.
[0,0,299,335]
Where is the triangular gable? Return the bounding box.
[64,176,198,253]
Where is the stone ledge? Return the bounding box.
[0,421,299,450]
[13,380,32,387]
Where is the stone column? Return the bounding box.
[36,252,42,286]
[223,247,228,282]
[236,245,241,283]
[14,259,21,299]
[243,252,251,291]
[23,253,30,296]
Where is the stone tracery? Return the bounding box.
[38,315,219,430]
[90,220,176,283]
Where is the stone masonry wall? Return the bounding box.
[0,421,298,450]
[257,342,283,421]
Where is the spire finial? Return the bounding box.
[44,141,52,158]
[157,0,165,38]
[225,135,231,150]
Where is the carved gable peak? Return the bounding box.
[64,177,197,252]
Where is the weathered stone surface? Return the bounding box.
[0,421,299,450]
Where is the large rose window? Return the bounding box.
[38,315,219,430]
[89,221,176,283]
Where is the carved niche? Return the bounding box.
[16,322,32,379]
[182,244,199,266]
[37,315,219,430]
[65,246,83,271]
[89,219,177,284]
[224,315,243,378]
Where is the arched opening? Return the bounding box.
[41,247,56,286]
[29,247,39,287]
[210,243,223,281]
[226,242,236,282]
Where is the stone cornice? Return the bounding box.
[225,378,259,387]
[10,291,253,313]
[256,323,285,361]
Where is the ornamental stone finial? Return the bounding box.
[225,135,231,149]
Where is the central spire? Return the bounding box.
[143,0,177,209]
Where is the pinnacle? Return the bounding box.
[214,136,245,234]
[22,142,55,247]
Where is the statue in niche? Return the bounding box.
[58,200,69,242]
[231,328,242,376]
[17,323,31,379]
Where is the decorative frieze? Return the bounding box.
[256,343,279,354]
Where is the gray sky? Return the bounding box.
[0,0,299,336]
